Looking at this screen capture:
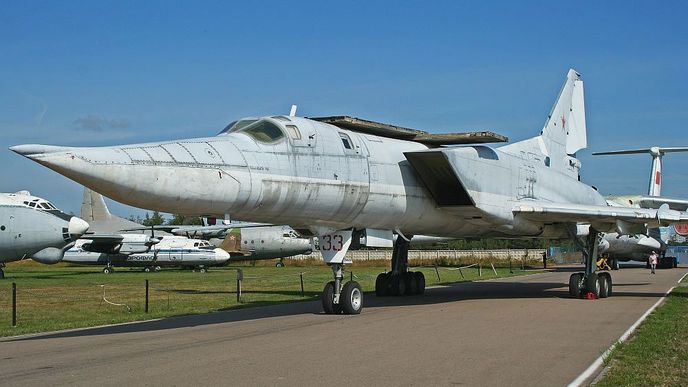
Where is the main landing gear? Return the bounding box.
[568,230,613,299]
[375,236,425,297]
[103,266,114,274]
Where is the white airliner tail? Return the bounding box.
[593,146,688,196]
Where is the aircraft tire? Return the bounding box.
[598,273,611,298]
[144,267,152,273]
[341,281,363,315]
[103,267,113,274]
[322,281,342,314]
[375,273,388,297]
[275,261,285,268]
[586,273,600,298]
[415,272,425,295]
[393,274,406,296]
[199,267,207,273]
[611,259,620,271]
[405,272,419,295]
[568,273,583,298]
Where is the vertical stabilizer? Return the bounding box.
[649,149,662,196]
[539,69,587,162]
[80,188,112,222]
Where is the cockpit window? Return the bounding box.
[339,133,353,150]
[240,120,285,143]
[286,125,301,139]
[218,119,259,135]
[40,203,51,210]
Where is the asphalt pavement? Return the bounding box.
[1,265,685,386]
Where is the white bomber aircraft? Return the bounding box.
[11,69,688,314]
[0,191,89,277]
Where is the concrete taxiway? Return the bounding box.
[1,266,686,386]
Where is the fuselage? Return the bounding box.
[64,236,230,267]
[0,192,89,263]
[11,116,607,239]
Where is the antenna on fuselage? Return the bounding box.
[289,105,298,117]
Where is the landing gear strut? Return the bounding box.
[568,229,612,299]
[322,263,363,314]
[375,235,425,296]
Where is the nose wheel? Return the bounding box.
[321,264,363,315]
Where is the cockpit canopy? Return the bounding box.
[23,198,57,210]
[193,240,214,249]
[218,118,286,143]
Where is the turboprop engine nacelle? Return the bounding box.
[32,246,68,264]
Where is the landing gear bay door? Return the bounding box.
[319,230,353,264]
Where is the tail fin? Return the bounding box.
[80,188,112,222]
[593,147,688,196]
[540,69,587,158]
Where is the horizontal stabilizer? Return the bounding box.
[310,116,507,145]
[593,147,688,156]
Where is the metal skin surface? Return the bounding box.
[0,192,89,264]
[63,235,229,268]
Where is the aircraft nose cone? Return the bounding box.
[215,248,230,262]
[10,144,75,158]
[68,217,90,238]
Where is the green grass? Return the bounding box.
[0,259,535,337]
[595,280,688,387]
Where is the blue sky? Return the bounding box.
[2,1,687,218]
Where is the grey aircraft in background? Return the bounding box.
[12,69,688,314]
[595,146,688,269]
[0,191,89,278]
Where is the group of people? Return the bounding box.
[597,251,660,274]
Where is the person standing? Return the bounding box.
[649,251,659,274]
